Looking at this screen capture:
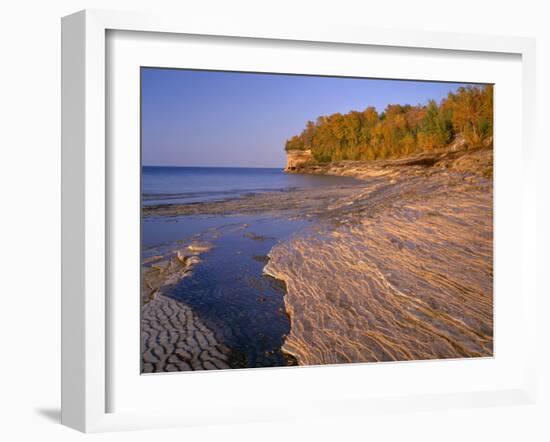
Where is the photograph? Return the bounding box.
[140,68,494,373]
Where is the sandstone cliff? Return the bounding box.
[285,149,312,171]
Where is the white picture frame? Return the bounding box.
[61,9,537,433]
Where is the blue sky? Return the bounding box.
[141,68,473,167]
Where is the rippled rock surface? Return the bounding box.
[265,147,493,365]
[141,240,235,372]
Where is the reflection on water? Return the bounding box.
[141,167,362,371]
[142,215,309,368]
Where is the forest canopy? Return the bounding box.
[285,85,493,162]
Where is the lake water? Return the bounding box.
[141,166,359,369]
[142,166,358,206]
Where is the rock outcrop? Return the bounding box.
[267,145,494,365]
[141,241,233,372]
[285,149,312,172]
[284,145,493,180]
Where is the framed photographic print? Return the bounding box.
[139,68,495,373]
[61,9,537,432]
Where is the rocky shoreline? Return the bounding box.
[141,145,494,370]
[141,240,235,372]
[265,145,494,364]
[141,182,363,219]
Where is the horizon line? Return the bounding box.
[142,164,285,169]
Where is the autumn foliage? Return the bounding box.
[285,85,493,162]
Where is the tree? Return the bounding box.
[286,85,492,162]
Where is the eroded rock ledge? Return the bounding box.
[141,241,233,372]
[284,149,313,172]
[265,146,493,365]
[285,144,493,180]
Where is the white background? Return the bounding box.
[109,30,523,414]
[0,0,548,441]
